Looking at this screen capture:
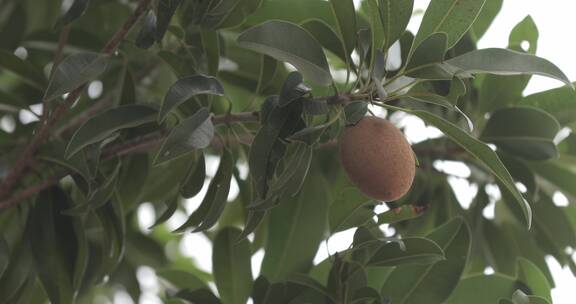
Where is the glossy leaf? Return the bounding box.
[66,104,157,158]
[446,48,572,86]
[279,72,309,107]
[154,108,214,165]
[181,153,206,198]
[135,11,157,49]
[367,237,445,267]
[156,0,182,42]
[344,101,368,126]
[213,227,253,304]
[56,0,90,27]
[379,0,414,51]
[412,0,485,51]
[381,217,471,304]
[481,106,560,160]
[516,258,552,302]
[149,197,179,229]
[237,20,332,86]
[406,32,447,75]
[158,75,224,121]
[44,52,109,101]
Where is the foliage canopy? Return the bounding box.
[0,0,575,303]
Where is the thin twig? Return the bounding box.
[0,0,153,200]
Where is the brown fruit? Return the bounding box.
[339,116,416,202]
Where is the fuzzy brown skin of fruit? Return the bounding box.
[339,116,416,202]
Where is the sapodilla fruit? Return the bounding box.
[339,116,416,202]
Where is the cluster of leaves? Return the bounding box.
[1,0,576,303]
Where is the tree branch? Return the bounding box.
[0,0,153,200]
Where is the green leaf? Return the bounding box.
[44,52,109,101]
[156,0,182,42]
[527,156,576,198]
[174,289,221,304]
[0,49,46,88]
[29,187,77,304]
[446,274,517,304]
[0,238,33,301]
[412,0,485,51]
[522,83,576,125]
[201,30,220,76]
[406,32,447,75]
[149,197,179,229]
[135,11,157,49]
[478,16,539,113]
[95,199,126,276]
[381,217,471,304]
[405,109,532,228]
[378,0,414,51]
[56,0,90,27]
[38,142,93,189]
[344,101,368,126]
[213,227,253,304]
[301,19,348,64]
[329,187,378,233]
[158,75,224,121]
[367,237,445,267]
[279,71,309,107]
[446,48,572,86]
[469,0,503,41]
[255,55,278,94]
[261,171,329,281]
[265,143,313,199]
[65,104,157,158]
[174,150,234,232]
[0,237,9,278]
[328,0,356,58]
[154,108,214,165]
[208,0,263,29]
[157,269,208,291]
[481,106,560,160]
[237,20,332,86]
[376,204,427,224]
[516,258,552,302]
[181,153,206,198]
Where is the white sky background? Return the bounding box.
[134,1,576,304]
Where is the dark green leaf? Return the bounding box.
[0,49,46,88]
[149,197,179,229]
[237,20,332,86]
[446,48,572,86]
[174,288,221,304]
[0,239,33,301]
[470,0,503,41]
[0,237,9,278]
[213,227,253,304]
[154,108,214,165]
[481,106,560,160]
[279,72,310,107]
[56,0,90,27]
[516,258,552,302]
[379,0,414,51]
[157,269,208,291]
[181,153,206,198]
[406,32,447,75]
[367,237,445,267]
[207,0,263,29]
[135,11,157,49]
[29,187,77,304]
[344,101,368,126]
[158,75,224,121]
[38,143,93,189]
[156,0,182,42]
[174,150,233,232]
[66,104,157,158]
[44,52,109,101]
